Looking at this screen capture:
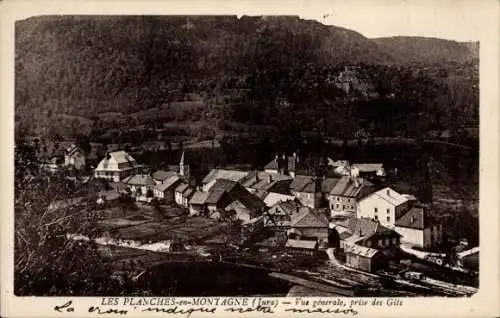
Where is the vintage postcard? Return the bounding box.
[1,0,499,317]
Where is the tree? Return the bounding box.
[118,193,135,217]
[75,134,92,155]
[14,145,130,295]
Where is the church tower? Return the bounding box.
[179,151,190,178]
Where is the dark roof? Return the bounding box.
[395,207,431,230]
[201,169,249,185]
[240,171,292,191]
[329,176,374,198]
[152,170,178,181]
[321,177,340,193]
[291,208,329,228]
[182,187,195,198]
[175,183,190,193]
[205,188,227,205]
[122,174,156,186]
[189,191,209,205]
[155,176,181,192]
[65,144,83,157]
[209,179,238,192]
[290,175,318,193]
[346,218,400,238]
[203,178,266,213]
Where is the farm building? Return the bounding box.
[343,242,388,273]
[285,239,318,256]
[289,208,329,246]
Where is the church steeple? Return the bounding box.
[179,151,189,177]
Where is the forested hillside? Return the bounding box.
[15,15,479,144]
[372,36,478,65]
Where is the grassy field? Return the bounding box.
[96,204,231,244]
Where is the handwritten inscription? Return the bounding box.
[88,306,128,315]
[142,306,216,317]
[285,307,359,315]
[54,297,402,316]
[225,305,274,314]
[54,300,75,313]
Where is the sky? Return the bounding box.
[300,0,486,42]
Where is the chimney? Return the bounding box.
[386,189,390,196]
[296,206,299,214]
[255,172,259,183]
[267,175,272,184]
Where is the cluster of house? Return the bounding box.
[87,149,447,273]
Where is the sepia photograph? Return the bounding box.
[9,1,486,303]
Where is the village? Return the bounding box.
[26,138,479,297]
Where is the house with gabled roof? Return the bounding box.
[263,192,296,207]
[289,175,322,208]
[153,175,182,202]
[94,151,143,182]
[264,199,304,227]
[394,206,443,249]
[289,208,330,245]
[188,191,209,216]
[201,169,249,192]
[339,217,401,251]
[191,178,266,220]
[64,144,86,170]
[328,176,375,217]
[122,174,156,196]
[152,151,190,184]
[357,187,417,228]
[285,239,319,256]
[239,170,293,195]
[174,182,194,207]
[343,242,388,273]
[152,170,178,184]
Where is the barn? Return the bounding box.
[343,242,388,273]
